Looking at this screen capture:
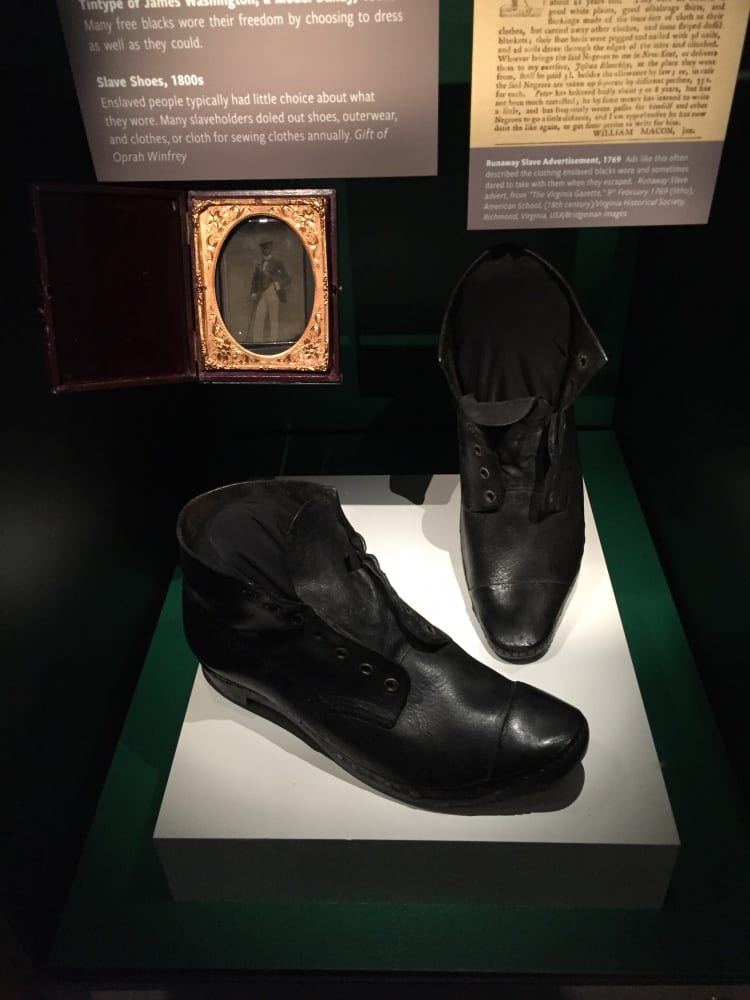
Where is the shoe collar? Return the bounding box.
[439,244,607,411]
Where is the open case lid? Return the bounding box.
[32,184,340,391]
[32,184,195,393]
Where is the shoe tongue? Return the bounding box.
[455,252,570,404]
[196,495,299,599]
[286,494,407,659]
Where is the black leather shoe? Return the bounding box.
[177,479,589,809]
[439,246,606,663]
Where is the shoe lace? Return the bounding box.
[459,394,568,520]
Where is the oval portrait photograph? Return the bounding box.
[215,215,315,356]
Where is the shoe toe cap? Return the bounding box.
[494,681,589,783]
[472,581,571,662]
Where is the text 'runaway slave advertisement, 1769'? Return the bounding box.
[56,0,438,181]
[468,0,749,229]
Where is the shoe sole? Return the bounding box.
[201,664,589,812]
[469,576,576,665]
[481,629,554,664]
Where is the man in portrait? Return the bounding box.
[248,238,291,343]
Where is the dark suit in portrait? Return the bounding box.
[249,239,291,343]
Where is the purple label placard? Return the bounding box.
[468,141,724,230]
[57,0,438,181]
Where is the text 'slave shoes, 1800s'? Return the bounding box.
[177,479,589,810]
[439,246,607,664]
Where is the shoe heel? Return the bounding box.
[202,664,319,751]
[202,665,259,710]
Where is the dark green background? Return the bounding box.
[1,0,748,990]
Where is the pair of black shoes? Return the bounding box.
[177,247,606,811]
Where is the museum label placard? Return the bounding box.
[468,0,749,229]
[57,0,438,181]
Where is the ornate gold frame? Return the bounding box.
[189,190,335,375]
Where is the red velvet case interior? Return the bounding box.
[32,184,195,392]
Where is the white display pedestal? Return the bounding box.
[154,475,679,907]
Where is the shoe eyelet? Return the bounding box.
[313,630,323,640]
[290,612,304,626]
[334,647,349,660]
[425,623,436,634]
[472,444,482,456]
[359,662,374,676]
[479,466,490,480]
[384,677,400,693]
[484,489,496,504]
[577,352,588,369]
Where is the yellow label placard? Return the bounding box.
[471,0,749,148]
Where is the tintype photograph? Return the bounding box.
[217,215,314,355]
[190,190,338,379]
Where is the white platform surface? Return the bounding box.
[154,475,679,906]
